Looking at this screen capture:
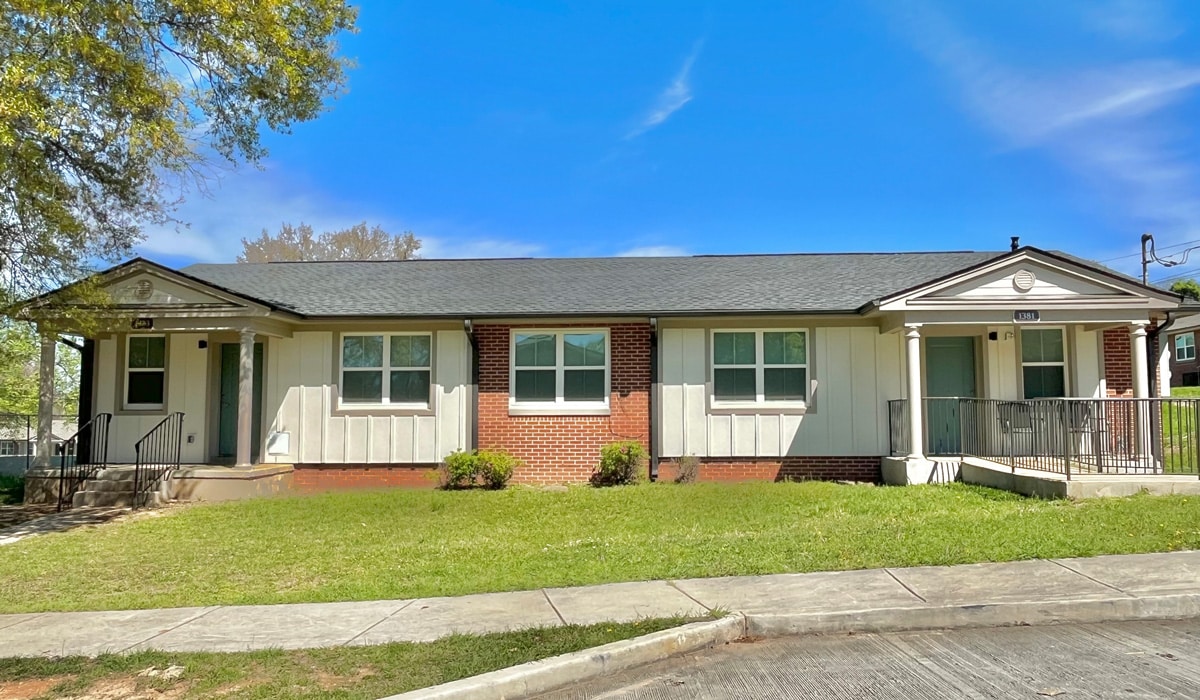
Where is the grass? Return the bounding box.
[1159,387,1200,473]
[0,618,690,699]
[0,475,23,505]
[2,481,1199,614]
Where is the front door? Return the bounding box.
[925,337,977,454]
[218,343,263,461]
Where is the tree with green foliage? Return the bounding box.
[1169,279,1200,302]
[0,1,359,310]
[239,222,422,262]
[0,323,79,416]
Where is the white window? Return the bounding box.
[1020,328,1066,399]
[340,333,432,407]
[1176,332,1196,362]
[125,335,166,410]
[510,329,609,412]
[0,441,19,457]
[711,330,808,405]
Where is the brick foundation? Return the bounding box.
[292,465,440,491]
[476,323,651,484]
[656,457,881,483]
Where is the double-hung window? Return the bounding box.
[340,333,432,406]
[711,330,808,405]
[1021,328,1066,399]
[511,330,609,411]
[1176,332,1196,362]
[126,335,166,410]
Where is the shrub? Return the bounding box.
[592,441,647,487]
[476,450,520,490]
[441,450,479,489]
[675,455,701,484]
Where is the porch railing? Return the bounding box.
[133,412,184,509]
[888,397,1200,479]
[56,413,113,511]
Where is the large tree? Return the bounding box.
[0,322,79,417]
[1170,279,1200,302]
[238,222,422,262]
[0,1,358,308]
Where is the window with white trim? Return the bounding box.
[510,330,609,409]
[711,330,808,404]
[0,441,21,457]
[1020,328,1066,399]
[125,335,166,409]
[340,333,432,406]
[1176,332,1196,362]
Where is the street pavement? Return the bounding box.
[538,619,1200,699]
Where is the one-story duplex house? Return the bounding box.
[20,244,1196,503]
[1165,313,1200,388]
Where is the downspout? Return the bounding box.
[1148,310,1179,396]
[464,320,479,451]
[648,317,659,482]
[75,338,96,462]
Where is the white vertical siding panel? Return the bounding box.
[369,416,391,463]
[391,415,414,462]
[781,415,804,456]
[875,332,903,454]
[415,415,438,462]
[660,329,685,457]
[344,416,368,462]
[823,327,854,454]
[758,414,781,457]
[1073,327,1102,398]
[850,327,880,455]
[435,330,468,457]
[323,413,344,463]
[708,414,732,457]
[732,414,756,456]
[681,329,708,457]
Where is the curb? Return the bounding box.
[377,614,747,700]
[386,593,1200,699]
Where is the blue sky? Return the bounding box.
[141,0,1200,284]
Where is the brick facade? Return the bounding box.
[1102,327,1133,397]
[293,465,439,491]
[656,457,881,483]
[476,323,652,484]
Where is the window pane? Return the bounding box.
[714,368,756,400]
[1021,329,1063,363]
[764,332,806,365]
[391,335,431,368]
[343,336,383,368]
[128,336,165,369]
[764,368,806,400]
[564,333,605,366]
[515,369,556,401]
[342,370,383,402]
[127,371,164,405]
[515,334,556,367]
[1023,366,1065,399]
[713,332,755,365]
[564,369,605,401]
[390,370,430,403]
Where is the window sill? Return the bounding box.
[508,404,611,417]
[334,403,435,417]
[708,401,809,416]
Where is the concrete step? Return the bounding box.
[72,490,167,508]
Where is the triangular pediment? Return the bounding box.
[107,270,242,307]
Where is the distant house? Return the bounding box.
[16,245,1197,501]
[0,419,75,476]
[1166,315,1200,388]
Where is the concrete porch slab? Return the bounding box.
[350,590,562,645]
[672,569,924,615]
[1054,551,1200,596]
[1,607,217,657]
[544,581,709,626]
[887,559,1125,606]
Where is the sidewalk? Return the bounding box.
[2,550,1198,658]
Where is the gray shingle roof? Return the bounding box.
[180,251,1008,317]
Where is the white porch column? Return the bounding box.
[1156,333,1172,398]
[1131,324,1149,399]
[236,328,255,468]
[34,330,55,468]
[905,324,925,460]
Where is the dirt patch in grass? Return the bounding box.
[0,676,72,700]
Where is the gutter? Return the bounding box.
[648,317,659,482]
[464,320,479,452]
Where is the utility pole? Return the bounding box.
[1141,232,1153,285]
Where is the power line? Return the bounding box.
[1152,266,1200,285]
[1101,237,1200,264]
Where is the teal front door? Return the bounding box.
[924,337,977,454]
[218,343,263,460]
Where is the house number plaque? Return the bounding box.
[1013,310,1040,323]
[131,317,154,330]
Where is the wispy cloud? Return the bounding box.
[617,245,689,257]
[891,2,1200,246]
[1083,0,1183,43]
[626,41,704,139]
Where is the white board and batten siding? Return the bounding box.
[659,326,903,458]
[261,330,470,465]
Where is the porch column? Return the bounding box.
[1130,324,1149,399]
[905,324,925,460]
[34,329,55,468]
[236,328,255,467]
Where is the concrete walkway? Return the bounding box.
[0,506,129,546]
[2,550,1198,658]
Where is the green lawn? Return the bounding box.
[0,618,689,699]
[1,482,1198,614]
[1160,387,1200,473]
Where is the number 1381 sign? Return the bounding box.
[1013,310,1040,323]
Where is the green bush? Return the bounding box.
[592,441,646,487]
[476,450,520,490]
[441,450,479,489]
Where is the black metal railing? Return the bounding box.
[56,413,113,511]
[133,412,184,509]
[889,397,1200,479]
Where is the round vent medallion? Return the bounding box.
[1012,269,1036,293]
[133,280,154,300]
